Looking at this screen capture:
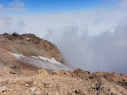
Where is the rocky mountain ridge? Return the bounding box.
[0,33,127,95]
[0,32,62,62]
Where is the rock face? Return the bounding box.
[0,32,63,77]
[0,32,62,62]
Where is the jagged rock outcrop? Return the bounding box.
[0,32,63,76]
[0,32,62,62]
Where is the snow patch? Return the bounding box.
[26,38,30,40]
[38,56,61,65]
[52,57,56,61]
[8,52,24,59]
[8,52,73,71]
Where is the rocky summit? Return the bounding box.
[1,32,62,62]
[0,33,127,95]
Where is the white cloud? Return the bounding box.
[0,4,3,9]
[0,16,25,34]
[120,0,127,7]
[10,0,24,8]
[0,0,27,14]
[7,0,28,11]
[43,15,127,74]
[0,9,127,74]
[9,10,127,36]
[0,4,5,14]
[0,17,12,34]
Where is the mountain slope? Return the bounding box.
[0,32,62,62]
[0,32,68,76]
[0,33,127,95]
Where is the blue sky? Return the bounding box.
[0,0,124,15]
[22,0,117,12]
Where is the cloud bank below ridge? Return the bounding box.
[0,10,127,74]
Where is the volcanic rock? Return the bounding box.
[0,33,127,95]
[0,33,63,76]
[0,86,8,92]
[0,33,62,62]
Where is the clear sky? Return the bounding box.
[0,0,125,15]
[20,0,118,12]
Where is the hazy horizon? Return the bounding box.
[0,0,127,74]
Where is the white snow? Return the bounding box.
[8,52,24,59]
[26,38,30,40]
[31,56,38,59]
[8,52,73,71]
[38,56,61,65]
[51,57,56,61]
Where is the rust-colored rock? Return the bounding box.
[0,33,62,62]
[0,33,63,77]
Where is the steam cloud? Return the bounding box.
[0,10,127,74]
